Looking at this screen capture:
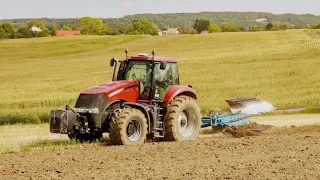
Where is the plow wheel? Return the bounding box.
[109,109,148,145]
[164,96,201,141]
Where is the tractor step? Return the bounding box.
[153,133,164,138]
[154,122,164,138]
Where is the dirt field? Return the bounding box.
[1,125,320,180]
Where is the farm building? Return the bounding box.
[56,30,81,36]
[255,18,267,22]
[158,29,163,36]
[165,28,179,35]
[200,30,209,34]
[29,26,42,32]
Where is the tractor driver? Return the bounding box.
[153,63,173,99]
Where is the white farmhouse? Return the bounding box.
[29,26,42,32]
[255,18,267,23]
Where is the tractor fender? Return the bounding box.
[101,100,124,133]
[105,100,123,110]
[122,102,151,133]
[162,85,197,105]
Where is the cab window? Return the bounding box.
[119,60,153,86]
[154,62,179,99]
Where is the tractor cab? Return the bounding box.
[110,50,180,101]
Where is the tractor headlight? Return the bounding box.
[74,108,100,114]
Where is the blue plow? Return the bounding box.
[201,97,275,128]
[201,112,251,127]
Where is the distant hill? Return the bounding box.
[104,12,320,29]
[1,12,320,30]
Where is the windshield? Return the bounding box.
[124,61,153,86]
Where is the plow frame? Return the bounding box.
[201,112,251,128]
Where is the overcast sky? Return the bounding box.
[0,0,319,19]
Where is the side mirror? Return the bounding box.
[160,62,167,70]
[110,58,115,67]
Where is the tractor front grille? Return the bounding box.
[75,93,108,128]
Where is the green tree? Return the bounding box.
[238,27,245,31]
[116,25,131,34]
[101,24,115,35]
[79,17,103,35]
[2,22,15,38]
[130,17,158,35]
[310,22,320,29]
[27,19,46,29]
[162,26,168,31]
[50,24,57,36]
[305,24,312,29]
[250,26,263,32]
[16,27,33,38]
[270,24,280,31]
[221,22,241,32]
[178,27,197,34]
[2,23,14,33]
[62,25,72,31]
[279,23,289,30]
[71,26,80,31]
[208,24,221,33]
[0,27,6,39]
[265,23,274,31]
[193,18,210,33]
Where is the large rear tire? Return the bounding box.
[109,109,148,145]
[164,96,201,141]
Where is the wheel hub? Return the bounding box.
[178,110,196,138]
[126,120,142,142]
[180,119,187,127]
[127,122,136,137]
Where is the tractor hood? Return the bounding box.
[74,80,139,129]
[80,80,139,97]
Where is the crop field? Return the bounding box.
[1,30,320,124]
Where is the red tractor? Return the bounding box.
[50,50,202,145]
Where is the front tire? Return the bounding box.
[109,109,148,145]
[164,96,201,141]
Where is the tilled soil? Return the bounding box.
[223,123,273,137]
[1,126,320,180]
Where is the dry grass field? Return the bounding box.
[0,30,320,124]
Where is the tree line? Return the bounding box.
[0,19,50,39]
[178,18,295,34]
[305,22,320,29]
[3,11,319,30]
[1,15,320,39]
[0,17,159,39]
